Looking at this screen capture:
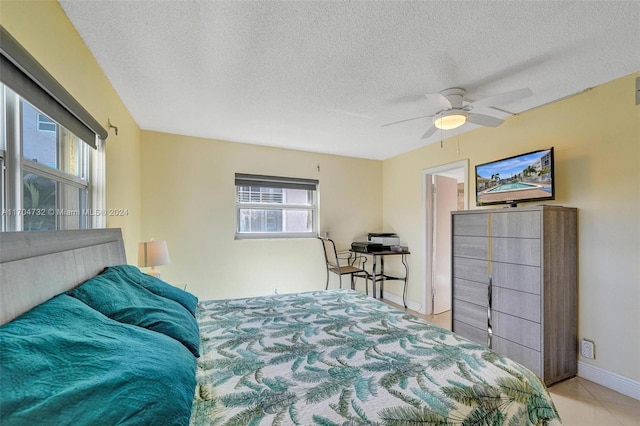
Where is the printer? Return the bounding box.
[367,233,400,247]
[351,241,384,253]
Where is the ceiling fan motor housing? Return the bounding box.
[440,88,466,109]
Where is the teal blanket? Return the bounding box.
[0,295,196,425]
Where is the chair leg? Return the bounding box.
[325,269,329,290]
[350,274,355,290]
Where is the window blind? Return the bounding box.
[0,26,107,148]
[235,173,318,191]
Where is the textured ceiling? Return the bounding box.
[60,1,640,160]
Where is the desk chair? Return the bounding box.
[319,237,370,294]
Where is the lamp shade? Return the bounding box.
[138,240,170,268]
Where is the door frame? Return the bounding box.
[421,159,469,315]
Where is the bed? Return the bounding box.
[0,229,562,425]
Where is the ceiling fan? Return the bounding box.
[382,87,532,139]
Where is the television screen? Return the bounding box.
[475,147,554,206]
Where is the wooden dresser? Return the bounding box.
[451,205,577,385]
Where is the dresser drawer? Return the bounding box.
[492,336,542,377]
[453,299,487,330]
[452,213,488,236]
[491,262,541,294]
[490,211,541,238]
[453,320,487,346]
[453,257,488,282]
[492,311,540,351]
[453,236,488,259]
[453,278,488,305]
[493,287,540,323]
[491,237,541,266]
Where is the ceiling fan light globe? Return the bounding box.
[434,112,467,130]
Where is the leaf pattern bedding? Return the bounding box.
[190,290,560,425]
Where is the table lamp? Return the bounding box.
[138,239,170,278]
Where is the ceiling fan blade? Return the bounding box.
[420,125,438,139]
[466,113,504,127]
[469,88,532,109]
[381,114,433,128]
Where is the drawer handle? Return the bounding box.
[488,276,493,349]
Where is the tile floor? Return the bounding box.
[549,376,639,425]
[384,301,640,425]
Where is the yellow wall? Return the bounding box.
[140,131,382,300]
[0,0,142,260]
[383,73,640,382]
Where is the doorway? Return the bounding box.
[422,160,468,316]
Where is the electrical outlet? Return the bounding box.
[273,288,278,295]
[581,339,595,359]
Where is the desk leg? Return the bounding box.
[402,254,409,309]
[380,256,385,300]
[371,255,377,299]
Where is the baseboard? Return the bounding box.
[578,360,640,400]
[381,290,421,312]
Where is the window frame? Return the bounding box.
[234,174,319,240]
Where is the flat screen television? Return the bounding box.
[475,147,554,206]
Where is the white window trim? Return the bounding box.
[89,137,106,229]
[23,159,88,188]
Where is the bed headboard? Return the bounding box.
[0,228,126,325]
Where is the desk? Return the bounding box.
[350,250,410,308]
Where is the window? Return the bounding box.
[1,84,94,231]
[235,174,319,239]
[37,113,56,133]
[1,27,108,232]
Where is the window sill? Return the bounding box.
[235,232,318,240]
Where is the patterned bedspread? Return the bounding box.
[190,290,561,425]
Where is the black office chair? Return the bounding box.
[319,237,370,294]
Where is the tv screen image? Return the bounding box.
[476,147,554,206]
